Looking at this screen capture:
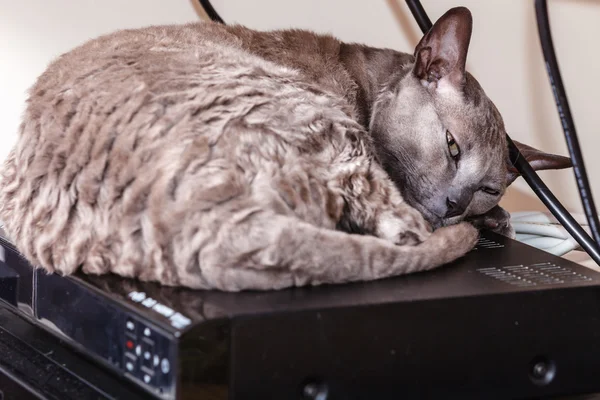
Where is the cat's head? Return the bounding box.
[370,6,571,228]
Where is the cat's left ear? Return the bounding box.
[413,6,473,90]
[506,140,572,185]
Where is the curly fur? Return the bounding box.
[2,11,533,291]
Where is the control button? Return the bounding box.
[143,374,151,384]
[126,361,134,372]
[141,340,155,369]
[126,320,135,331]
[153,355,160,367]
[303,381,329,400]
[143,327,151,337]
[161,358,170,374]
[135,345,142,357]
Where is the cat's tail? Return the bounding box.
[195,213,479,291]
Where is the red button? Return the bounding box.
[126,340,134,350]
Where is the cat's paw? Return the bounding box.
[467,205,515,239]
[376,207,432,246]
[425,221,479,265]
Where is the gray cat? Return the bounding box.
[0,7,570,291]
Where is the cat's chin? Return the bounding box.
[411,202,465,230]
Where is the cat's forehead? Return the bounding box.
[438,73,507,150]
[432,73,508,185]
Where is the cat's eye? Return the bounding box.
[481,187,500,196]
[446,130,460,159]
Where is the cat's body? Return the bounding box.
[0,8,570,291]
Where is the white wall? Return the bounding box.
[0,0,205,162]
[2,0,599,218]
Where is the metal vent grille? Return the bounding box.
[473,237,504,250]
[477,262,594,287]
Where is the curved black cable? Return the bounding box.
[197,0,224,23]
[405,0,600,264]
[535,0,600,246]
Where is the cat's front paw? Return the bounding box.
[467,205,515,238]
[376,207,432,246]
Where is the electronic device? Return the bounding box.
[1,1,600,399]
[3,229,600,399]
[0,303,149,400]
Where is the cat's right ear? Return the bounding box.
[505,140,573,185]
[413,7,473,91]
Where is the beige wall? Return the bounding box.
[1,0,598,216]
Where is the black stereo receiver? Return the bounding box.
[2,229,600,399]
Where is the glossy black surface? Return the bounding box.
[230,284,600,399]
[35,270,178,399]
[0,261,18,306]
[0,306,149,399]
[0,237,34,316]
[2,231,600,398]
[75,233,600,320]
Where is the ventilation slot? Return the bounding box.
[473,237,504,250]
[477,262,593,287]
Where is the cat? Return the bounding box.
[0,7,571,291]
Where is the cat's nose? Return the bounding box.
[444,197,465,219]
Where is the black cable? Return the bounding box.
[405,0,432,34]
[535,0,600,246]
[507,136,600,264]
[198,0,224,23]
[405,0,600,264]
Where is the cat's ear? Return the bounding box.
[506,140,572,185]
[413,7,473,90]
